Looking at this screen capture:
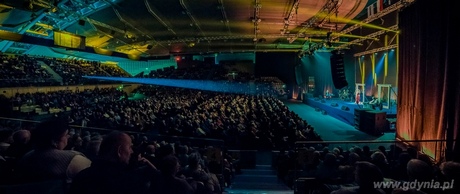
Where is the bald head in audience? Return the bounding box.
[406,159,433,181]
[13,130,31,144]
[97,130,133,164]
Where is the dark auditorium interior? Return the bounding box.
[0,0,457,194]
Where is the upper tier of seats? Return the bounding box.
[0,54,131,87]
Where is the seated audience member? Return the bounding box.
[331,161,385,194]
[182,151,221,194]
[406,159,434,182]
[315,153,339,182]
[150,155,195,194]
[5,129,32,160]
[439,161,460,194]
[15,118,91,183]
[370,151,390,177]
[405,159,439,193]
[338,152,361,184]
[391,152,412,181]
[70,130,157,194]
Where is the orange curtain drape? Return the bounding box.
[397,0,457,161]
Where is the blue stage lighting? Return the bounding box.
[83,76,259,94]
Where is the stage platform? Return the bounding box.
[304,97,396,127]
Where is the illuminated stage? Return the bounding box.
[304,97,397,132]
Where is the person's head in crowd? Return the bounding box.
[338,165,355,184]
[31,117,70,150]
[97,130,133,165]
[407,159,433,181]
[353,147,363,157]
[371,151,388,165]
[65,133,83,150]
[416,153,433,166]
[362,145,370,154]
[349,147,356,153]
[83,131,91,138]
[354,161,384,189]
[143,144,156,157]
[5,129,32,158]
[336,146,343,154]
[12,129,31,145]
[187,152,202,169]
[440,161,460,181]
[177,144,188,155]
[323,153,337,167]
[378,146,387,154]
[348,152,361,166]
[160,155,181,176]
[406,147,418,159]
[156,143,175,159]
[322,147,329,154]
[332,147,341,156]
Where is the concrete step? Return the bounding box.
[241,169,277,176]
[232,174,279,183]
[229,182,291,191]
[254,165,272,170]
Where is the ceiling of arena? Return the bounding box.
[0,0,374,58]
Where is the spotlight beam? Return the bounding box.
[83,76,262,94]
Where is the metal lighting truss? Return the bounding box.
[281,0,300,35]
[333,0,416,43]
[253,0,262,42]
[335,25,398,50]
[353,44,398,57]
[289,0,339,43]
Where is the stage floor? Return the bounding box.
[304,97,396,126]
[283,99,396,150]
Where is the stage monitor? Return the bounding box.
[53,31,85,50]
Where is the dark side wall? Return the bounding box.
[254,52,298,85]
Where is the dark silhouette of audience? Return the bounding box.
[15,117,91,183]
[70,130,157,194]
[150,155,195,194]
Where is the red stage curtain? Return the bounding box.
[397,0,457,161]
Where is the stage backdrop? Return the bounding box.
[299,51,355,98]
[355,49,398,100]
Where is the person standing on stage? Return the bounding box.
[355,89,360,104]
[325,90,331,99]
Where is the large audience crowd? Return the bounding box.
[1,55,459,194]
[0,54,55,87]
[0,54,130,87]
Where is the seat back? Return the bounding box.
[0,180,67,194]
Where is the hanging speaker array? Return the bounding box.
[330,52,348,89]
